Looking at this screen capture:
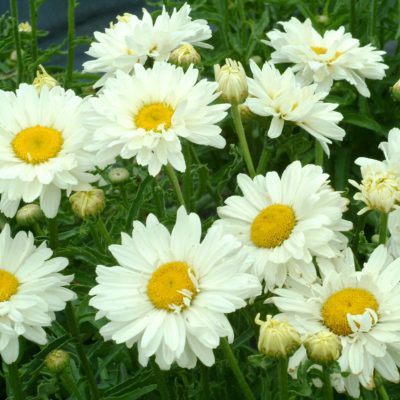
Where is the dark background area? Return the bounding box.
[0,0,147,68]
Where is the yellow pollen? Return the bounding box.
[311,46,328,55]
[251,204,296,248]
[0,269,19,302]
[12,125,63,164]
[135,103,174,132]
[147,261,197,311]
[321,288,379,336]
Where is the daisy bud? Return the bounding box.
[371,234,380,244]
[33,65,59,92]
[69,189,105,219]
[214,58,248,104]
[169,44,201,69]
[45,349,70,374]
[238,104,255,122]
[16,204,44,227]
[108,167,130,184]
[303,331,342,365]
[250,55,263,66]
[255,314,301,358]
[391,79,400,102]
[18,22,32,33]
[316,15,329,25]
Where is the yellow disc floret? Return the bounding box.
[135,103,174,132]
[321,288,379,336]
[251,204,296,248]
[147,261,197,312]
[311,46,342,62]
[0,269,19,301]
[12,125,63,164]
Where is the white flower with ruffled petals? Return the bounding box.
[89,207,261,370]
[0,225,75,364]
[264,17,388,96]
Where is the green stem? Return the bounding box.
[48,217,59,250]
[231,104,256,177]
[60,368,85,400]
[65,0,76,87]
[165,163,186,208]
[119,185,129,209]
[10,0,23,84]
[351,211,369,261]
[379,212,388,245]
[29,0,38,66]
[220,338,255,400]
[32,222,44,236]
[256,135,269,175]
[154,185,166,219]
[5,361,25,400]
[183,142,193,212]
[126,176,152,231]
[151,358,170,400]
[322,367,333,400]
[377,384,390,400]
[277,358,288,400]
[200,364,211,400]
[97,217,112,246]
[314,140,324,168]
[369,0,379,47]
[65,302,101,400]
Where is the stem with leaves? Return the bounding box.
[5,361,25,400]
[165,163,186,208]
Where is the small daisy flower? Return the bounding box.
[0,224,75,364]
[264,17,388,96]
[83,3,212,88]
[272,245,400,394]
[0,84,97,218]
[87,62,229,176]
[216,161,352,290]
[89,207,261,370]
[245,60,345,155]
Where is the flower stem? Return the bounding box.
[220,337,255,400]
[60,368,85,400]
[96,216,112,247]
[183,142,193,212]
[48,217,59,250]
[231,104,256,178]
[5,361,25,400]
[151,358,170,400]
[379,212,388,245]
[322,367,333,400]
[165,163,186,208]
[65,0,76,87]
[10,0,24,84]
[377,383,390,400]
[351,211,369,269]
[65,302,101,400]
[29,0,38,65]
[314,140,324,168]
[200,364,211,400]
[277,358,289,400]
[256,135,269,175]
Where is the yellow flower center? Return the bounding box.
[321,288,379,336]
[147,261,197,312]
[311,46,342,62]
[135,103,174,132]
[251,204,296,248]
[0,269,19,302]
[12,125,63,164]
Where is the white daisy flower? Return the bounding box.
[245,60,345,155]
[379,127,400,162]
[264,17,388,97]
[83,3,212,88]
[89,206,261,370]
[87,62,229,176]
[216,161,351,290]
[0,224,75,364]
[272,245,400,394]
[0,84,97,218]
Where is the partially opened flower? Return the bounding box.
[0,84,97,218]
[90,207,261,369]
[271,245,400,394]
[0,225,75,364]
[87,62,229,176]
[264,17,388,96]
[245,60,345,155]
[83,3,212,87]
[216,161,351,290]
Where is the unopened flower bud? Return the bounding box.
[316,15,329,25]
[108,167,130,184]
[169,44,201,69]
[214,58,248,104]
[45,349,70,374]
[239,104,255,121]
[33,65,59,92]
[303,331,342,364]
[255,314,301,358]
[18,22,32,33]
[69,189,105,219]
[16,204,44,227]
[250,55,263,66]
[391,79,400,102]
[371,234,380,244]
